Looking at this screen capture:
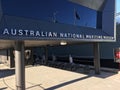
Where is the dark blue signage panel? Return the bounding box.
[0,16,114,41]
[0,0,116,42]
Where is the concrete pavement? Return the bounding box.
[0,64,120,90]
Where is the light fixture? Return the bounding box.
[60,41,67,45]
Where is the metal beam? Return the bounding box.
[15,41,25,90]
[93,43,100,74]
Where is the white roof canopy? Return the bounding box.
[69,0,106,11]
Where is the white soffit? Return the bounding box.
[69,0,106,11]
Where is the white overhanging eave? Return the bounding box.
[69,0,106,11]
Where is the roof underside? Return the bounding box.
[69,0,106,11]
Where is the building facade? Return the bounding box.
[0,0,116,68]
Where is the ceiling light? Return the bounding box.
[60,41,67,45]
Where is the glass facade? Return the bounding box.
[2,0,97,28]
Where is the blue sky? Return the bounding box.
[116,0,120,23]
[116,0,120,13]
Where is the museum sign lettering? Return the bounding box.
[2,28,114,40]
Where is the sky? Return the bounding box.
[116,0,120,13]
[116,0,120,23]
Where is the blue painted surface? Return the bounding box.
[0,15,113,40]
[1,0,96,27]
[0,0,116,41]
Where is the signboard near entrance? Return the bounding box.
[0,0,116,42]
[1,27,114,41]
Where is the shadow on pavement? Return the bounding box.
[93,72,117,78]
[26,84,45,90]
[0,87,8,90]
[0,69,15,78]
[45,72,117,90]
[45,75,92,90]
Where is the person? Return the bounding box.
[52,54,56,62]
[41,55,45,64]
[35,56,40,65]
[69,54,74,64]
[25,51,31,65]
[32,54,36,66]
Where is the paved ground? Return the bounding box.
[0,64,120,90]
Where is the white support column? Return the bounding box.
[15,41,25,90]
[93,42,100,74]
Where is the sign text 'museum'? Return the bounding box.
[2,28,114,40]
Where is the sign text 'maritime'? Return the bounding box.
[2,28,114,40]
